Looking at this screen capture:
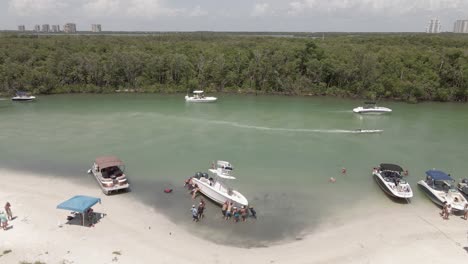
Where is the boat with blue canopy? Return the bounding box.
[418,169,467,213]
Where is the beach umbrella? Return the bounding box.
[57,195,101,226]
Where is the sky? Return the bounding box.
[1,0,468,32]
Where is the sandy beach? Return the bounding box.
[0,168,467,264]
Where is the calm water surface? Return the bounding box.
[1,94,467,246]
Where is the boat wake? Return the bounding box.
[204,120,382,134]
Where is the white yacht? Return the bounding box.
[418,170,467,214]
[12,91,36,101]
[190,160,248,207]
[457,179,468,199]
[372,163,413,199]
[185,90,217,103]
[353,102,391,114]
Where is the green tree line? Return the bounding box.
[0,33,467,102]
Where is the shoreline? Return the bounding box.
[1,168,467,263]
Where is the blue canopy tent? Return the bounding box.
[425,170,454,181]
[57,195,101,226]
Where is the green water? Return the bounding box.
[1,94,467,246]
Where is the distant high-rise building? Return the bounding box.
[453,20,468,33]
[18,25,25,32]
[51,25,60,33]
[91,24,102,33]
[63,23,77,33]
[42,24,50,32]
[34,24,40,32]
[426,18,441,33]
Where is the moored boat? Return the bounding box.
[190,160,248,207]
[372,163,413,199]
[185,90,217,103]
[457,178,468,199]
[87,156,130,195]
[418,170,467,214]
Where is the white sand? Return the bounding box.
[0,169,467,264]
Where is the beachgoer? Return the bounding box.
[200,198,206,207]
[191,205,199,222]
[225,202,232,220]
[184,177,192,188]
[341,168,347,175]
[440,202,447,219]
[403,170,409,176]
[463,204,468,220]
[249,206,257,219]
[191,184,200,199]
[240,206,248,222]
[5,202,12,221]
[221,201,228,217]
[0,211,8,230]
[329,177,336,183]
[445,204,451,220]
[197,202,205,219]
[233,207,240,222]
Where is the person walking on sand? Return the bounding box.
[0,211,8,230]
[444,204,451,220]
[5,202,13,221]
[463,204,468,220]
[440,202,447,219]
[191,205,199,222]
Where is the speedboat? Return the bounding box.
[372,163,413,199]
[457,179,468,199]
[185,90,217,103]
[11,91,36,101]
[354,129,383,134]
[87,156,130,195]
[353,102,391,114]
[418,170,467,214]
[190,160,248,207]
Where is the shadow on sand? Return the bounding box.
[65,211,106,227]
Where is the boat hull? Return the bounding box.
[353,107,392,114]
[373,172,413,199]
[192,177,248,207]
[12,96,36,101]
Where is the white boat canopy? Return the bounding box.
[193,90,204,94]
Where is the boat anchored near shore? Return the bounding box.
[190,160,248,207]
[418,170,467,214]
[372,163,413,199]
[185,90,217,103]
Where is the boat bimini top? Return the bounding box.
[380,163,403,172]
[425,170,454,182]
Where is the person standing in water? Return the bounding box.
[191,205,199,222]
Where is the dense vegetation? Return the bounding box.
[0,33,467,102]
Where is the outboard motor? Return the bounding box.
[202,173,209,179]
[195,172,203,179]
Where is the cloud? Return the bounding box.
[126,0,183,18]
[83,0,120,16]
[189,5,208,17]
[251,3,269,17]
[8,0,68,16]
[286,0,468,16]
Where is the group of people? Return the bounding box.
[190,198,206,222]
[0,202,13,230]
[440,202,468,220]
[221,201,256,223]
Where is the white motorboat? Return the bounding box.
[12,91,36,101]
[418,170,467,214]
[87,156,130,195]
[372,163,413,199]
[457,178,468,199]
[353,102,391,114]
[190,160,248,207]
[354,129,383,134]
[185,90,217,103]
